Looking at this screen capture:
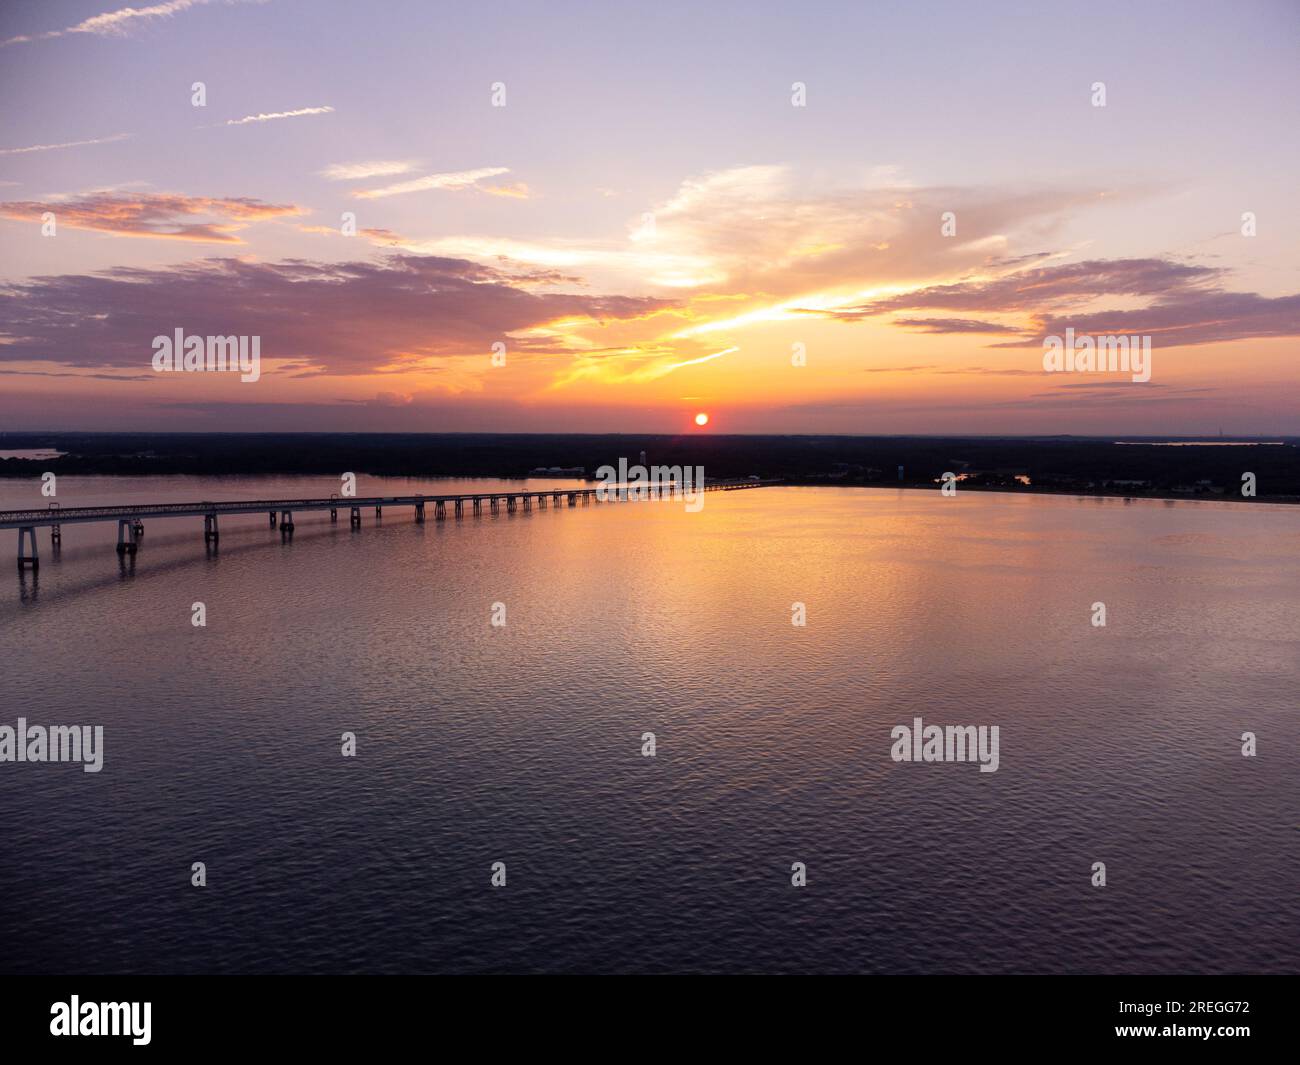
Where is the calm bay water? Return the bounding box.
[1,476,1297,974]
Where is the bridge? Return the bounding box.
[2,480,776,570]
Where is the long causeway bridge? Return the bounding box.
[2,480,776,570]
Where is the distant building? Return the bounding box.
[528,466,585,477]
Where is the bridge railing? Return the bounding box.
[0,480,777,528]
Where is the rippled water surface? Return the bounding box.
[2,476,1297,973]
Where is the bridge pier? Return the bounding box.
[16,526,38,571]
[0,482,771,567]
[116,519,138,556]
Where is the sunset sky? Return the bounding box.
[1,0,1297,434]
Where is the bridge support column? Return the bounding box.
[375,505,382,519]
[537,494,546,509]
[523,495,531,511]
[581,492,590,505]
[454,499,464,518]
[415,502,425,523]
[116,519,138,556]
[50,523,62,544]
[507,496,517,513]
[279,510,294,536]
[473,499,482,514]
[350,506,361,528]
[330,507,338,522]
[17,526,38,571]
[133,520,144,539]
[204,513,219,543]
[269,510,277,528]
[435,500,446,520]
[567,492,577,507]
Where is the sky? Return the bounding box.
[0,0,1297,435]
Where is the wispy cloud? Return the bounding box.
[0,368,155,381]
[353,167,510,200]
[319,160,416,181]
[225,105,334,126]
[806,258,1300,349]
[407,165,1117,295]
[0,192,302,243]
[547,343,738,389]
[0,133,132,156]
[891,317,1024,335]
[1018,291,1300,349]
[856,259,1222,315]
[1,0,262,49]
[632,345,738,382]
[481,182,532,200]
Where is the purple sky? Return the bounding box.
[1,0,1297,434]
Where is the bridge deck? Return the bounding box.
[1,480,775,529]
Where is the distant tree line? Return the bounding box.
[1,432,1296,499]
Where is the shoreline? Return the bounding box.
[2,468,1297,507]
[777,480,1300,505]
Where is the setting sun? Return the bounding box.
[694,412,709,426]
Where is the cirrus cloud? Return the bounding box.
[319,160,417,181]
[224,105,334,126]
[0,192,304,243]
[1,0,266,49]
[352,167,510,200]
